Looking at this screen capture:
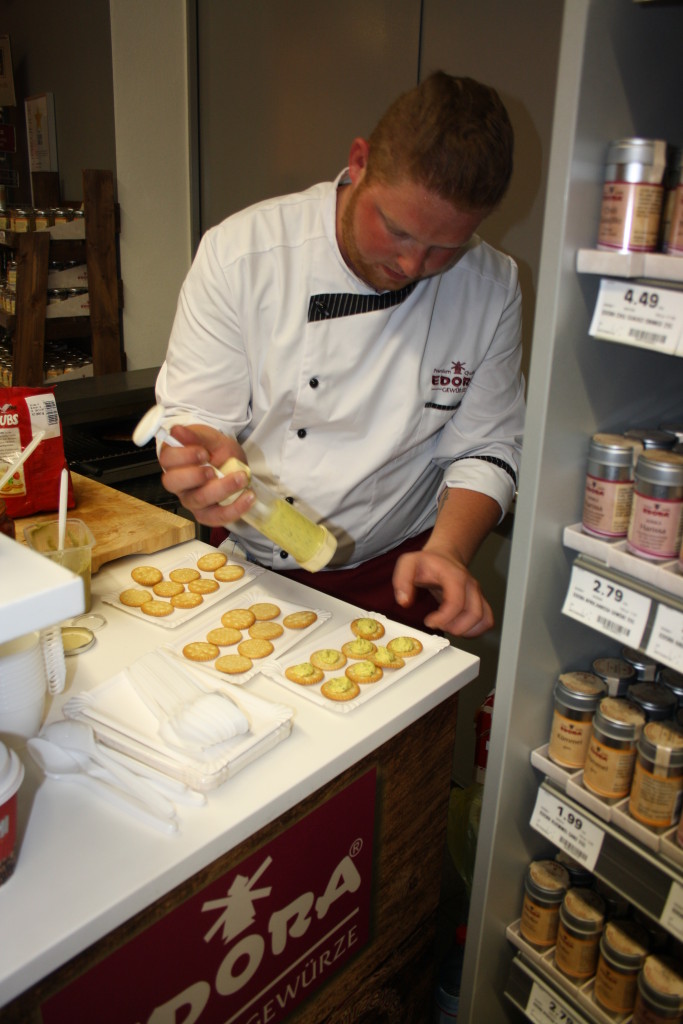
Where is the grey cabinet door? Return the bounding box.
[196,0,421,232]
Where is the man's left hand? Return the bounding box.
[392,549,494,637]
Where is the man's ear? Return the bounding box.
[348,138,370,185]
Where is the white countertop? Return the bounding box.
[0,541,479,1007]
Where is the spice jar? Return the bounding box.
[625,428,678,451]
[659,668,683,707]
[622,647,659,683]
[555,887,606,980]
[627,682,678,722]
[592,656,637,697]
[583,697,646,802]
[633,955,683,1024]
[0,498,15,540]
[518,859,570,949]
[597,138,668,253]
[629,721,683,832]
[594,918,650,1016]
[547,672,606,770]
[582,434,642,539]
[627,451,683,561]
[662,145,683,257]
[554,850,593,889]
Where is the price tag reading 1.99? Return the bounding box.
[562,564,651,647]
[530,787,604,871]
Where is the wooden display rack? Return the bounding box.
[0,168,124,386]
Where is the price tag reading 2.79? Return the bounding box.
[562,564,651,647]
[526,981,584,1024]
[589,277,683,354]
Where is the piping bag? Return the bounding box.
[133,405,336,571]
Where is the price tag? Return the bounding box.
[562,564,651,646]
[589,278,683,354]
[646,603,683,672]
[661,880,683,942]
[526,980,584,1024]
[530,787,605,871]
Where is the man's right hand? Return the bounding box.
[158,423,256,527]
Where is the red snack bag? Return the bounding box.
[0,386,75,517]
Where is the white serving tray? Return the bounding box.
[162,586,330,685]
[263,612,450,713]
[62,653,293,791]
[101,542,263,629]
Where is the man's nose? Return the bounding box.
[397,244,428,278]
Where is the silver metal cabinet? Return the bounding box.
[462,2,683,1021]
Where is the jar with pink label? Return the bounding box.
[627,451,683,561]
[597,138,667,253]
[582,434,641,539]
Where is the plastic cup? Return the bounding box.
[0,741,24,885]
[24,518,95,612]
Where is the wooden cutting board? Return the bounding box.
[15,473,196,572]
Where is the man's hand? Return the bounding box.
[392,548,494,636]
[158,423,255,527]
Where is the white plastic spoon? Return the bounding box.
[42,720,176,818]
[27,738,178,835]
[0,430,45,491]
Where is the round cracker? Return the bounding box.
[169,567,201,583]
[249,601,281,621]
[214,564,246,583]
[206,626,243,646]
[140,599,175,618]
[285,662,324,685]
[345,660,383,684]
[249,620,284,640]
[341,638,377,659]
[215,653,253,675]
[310,648,347,671]
[188,578,220,595]
[119,588,153,607]
[386,635,423,657]
[171,591,203,609]
[321,676,361,702]
[238,638,274,659]
[369,646,405,670]
[221,608,256,630]
[153,580,185,598]
[282,610,317,629]
[131,565,163,586]
[350,617,385,640]
[196,551,228,572]
[183,641,220,662]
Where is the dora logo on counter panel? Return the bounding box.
[41,769,376,1024]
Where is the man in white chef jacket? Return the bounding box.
[155,71,525,637]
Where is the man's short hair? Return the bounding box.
[366,71,514,212]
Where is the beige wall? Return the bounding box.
[109,0,193,370]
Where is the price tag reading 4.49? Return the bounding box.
[562,564,651,647]
[589,278,683,354]
[526,981,584,1024]
[530,787,605,871]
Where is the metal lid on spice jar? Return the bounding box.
[627,682,678,721]
[621,646,659,681]
[659,423,683,443]
[525,859,570,900]
[605,138,667,184]
[554,850,593,889]
[561,888,606,933]
[592,657,636,694]
[634,449,683,486]
[637,721,683,766]
[601,919,649,968]
[555,672,606,711]
[624,427,677,451]
[658,667,683,706]
[594,697,646,740]
[589,433,642,468]
[638,955,683,1011]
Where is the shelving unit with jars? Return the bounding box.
[0,169,124,388]
[459,3,683,1022]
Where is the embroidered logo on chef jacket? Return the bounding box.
[430,360,473,396]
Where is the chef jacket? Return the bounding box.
[156,171,526,570]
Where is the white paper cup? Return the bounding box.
[0,742,24,885]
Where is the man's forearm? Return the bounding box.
[423,486,501,565]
